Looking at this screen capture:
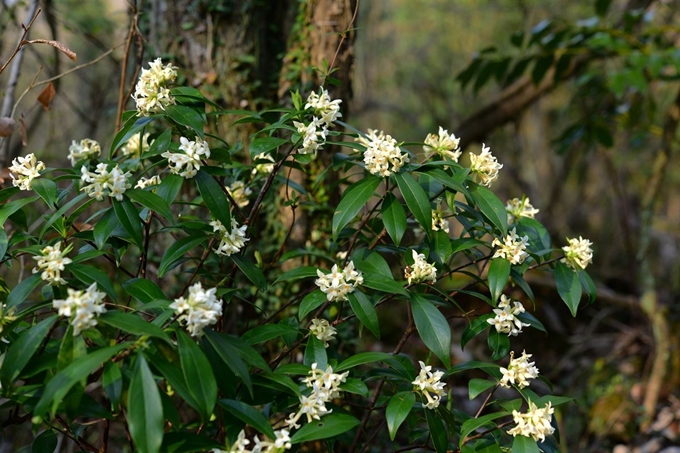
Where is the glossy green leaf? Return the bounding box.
[219,399,275,438]
[195,170,231,229]
[353,250,393,278]
[127,188,174,222]
[143,129,172,158]
[555,262,582,316]
[165,105,205,138]
[290,413,360,444]
[488,329,510,361]
[348,291,380,339]
[0,315,57,384]
[39,193,87,239]
[411,294,451,367]
[512,435,540,453]
[335,352,394,372]
[32,430,57,453]
[516,311,547,334]
[361,274,407,295]
[93,208,118,249]
[451,238,486,255]
[155,174,184,205]
[102,361,123,408]
[469,182,507,236]
[339,377,368,397]
[578,269,597,304]
[459,411,509,447]
[128,354,164,453]
[303,335,327,369]
[177,329,217,421]
[6,273,41,308]
[381,193,407,246]
[487,258,510,304]
[0,228,7,258]
[231,255,267,291]
[204,329,253,397]
[158,235,209,278]
[298,290,327,320]
[31,179,57,209]
[99,311,171,344]
[332,175,381,240]
[110,115,156,154]
[386,391,415,440]
[426,409,448,453]
[274,266,319,284]
[67,263,116,300]
[112,197,144,248]
[0,196,39,226]
[469,378,496,400]
[241,324,300,345]
[248,136,287,159]
[123,278,166,303]
[160,432,222,453]
[461,313,493,349]
[395,172,432,232]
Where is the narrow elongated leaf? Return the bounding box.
[0,315,57,384]
[555,262,582,316]
[332,175,381,240]
[112,197,144,248]
[110,115,156,154]
[204,329,253,397]
[93,208,118,249]
[248,136,287,159]
[461,313,493,349]
[6,273,41,308]
[128,354,164,453]
[410,294,451,367]
[487,258,510,304]
[165,105,205,138]
[155,173,183,205]
[513,435,540,453]
[362,274,407,295]
[339,378,368,397]
[177,330,217,421]
[143,129,172,158]
[395,172,432,232]
[386,391,415,440]
[488,329,510,361]
[578,269,597,304]
[32,429,57,453]
[160,432,222,453]
[230,255,267,291]
[0,196,39,226]
[426,409,448,453]
[127,189,173,222]
[219,399,275,438]
[241,324,300,345]
[0,228,7,258]
[336,352,394,372]
[39,193,87,239]
[158,235,209,278]
[381,193,406,245]
[353,251,393,278]
[348,292,380,339]
[298,290,327,320]
[303,335,327,369]
[103,361,123,408]
[31,179,57,209]
[67,263,116,299]
[469,378,496,400]
[122,278,166,303]
[290,413,360,444]
[469,182,507,236]
[451,238,486,254]
[195,170,231,229]
[274,266,319,284]
[459,412,509,447]
[99,311,171,344]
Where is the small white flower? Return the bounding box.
[133,58,178,116]
[412,361,447,410]
[170,282,223,337]
[562,236,593,270]
[424,127,461,162]
[486,295,531,336]
[52,283,106,335]
[251,152,276,176]
[499,350,539,388]
[120,132,152,159]
[293,117,327,156]
[162,136,210,179]
[135,175,162,189]
[309,318,336,348]
[404,250,437,285]
[492,228,530,265]
[507,400,555,442]
[211,218,249,256]
[68,139,101,165]
[357,129,409,177]
[431,200,450,233]
[315,261,363,302]
[227,181,252,208]
[287,363,348,429]
[80,163,131,201]
[32,242,72,285]
[506,197,539,225]
[469,143,502,187]
[305,87,342,126]
[8,153,45,190]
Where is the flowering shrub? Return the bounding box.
[0,62,597,453]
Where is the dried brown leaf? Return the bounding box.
[23,39,77,61]
[0,117,16,137]
[37,82,56,111]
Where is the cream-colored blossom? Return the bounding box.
[412,361,447,410]
[469,143,502,187]
[32,242,72,285]
[170,282,223,337]
[135,175,162,189]
[507,401,555,442]
[251,152,276,176]
[405,250,437,285]
[492,228,530,265]
[309,318,336,348]
[9,153,45,190]
[294,117,327,156]
[287,363,348,429]
[487,294,530,336]
[80,163,131,201]
[211,218,249,256]
[52,283,106,335]
[305,87,342,126]
[315,261,363,302]
[506,196,539,225]
[133,58,177,116]
[120,133,152,159]
[423,126,461,162]
[562,236,593,270]
[357,129,409,177]
[431,200,450,233]
[227,181,252,208]
[162,136,210,179]
[499,350,539,388]
[68,139,101,165]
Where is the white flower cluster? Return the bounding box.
[293,118,328,156]
[252,152,275,176]
[227,181,252,208]
[214,428,292,453]
[211,218,249,256]
[562,236,593,270]
[315,261,363,302]
[133,58,177,116]
[80,163,131,201]
[68,139,101,165]
[431,200,450,233]
[487,295,530,336]
[309,318,336,348]
[32,242,72,285]
[507,401,555,442]
[423,126,461,162]
[405,250,437,285]
[357,129,410,177]
[469,143,502,187]
[286,363,349,429]
[52,283,107,335]
[162,136,210,179]
[135,175,162,189]
[492,228,530,265]
[120,132,151,159]
[506,197,539,225]
[170,282,223,337]
[9,153,45,191]
[499,350,539,389]
[305,87,342,126]
[412,361,447,410]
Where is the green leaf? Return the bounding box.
[67,263,117,300]
[127,189,174,222]
[578,269,597,304]
[158,235,209,278]
[516,311,547,334]
[34,343,128,418]
[339,377,368,397]
[290,413,360,444]
[93,208,118,249]
[155,174,184,205]
[353,250,393,278]
[241,324,300,345]
[230,255,267,291]
[39,193,87,239]
[461,314,493,350]
[274,266,319,284]
[348,292,380,339]
[426,409,449,453]
[451,238,486,255]
[195,170,231,230]
[459,412,509,446]
[103,361,123,408]
[123,278,166,303]
[0,196,39,226]
[248,136,288,159]
[487,258,510,304]
[165,105,205,138]
[298,290,327,320]
[177,329,217,421]
[161,432,222,453]
[204,329,253,397]
[128,354,164,453]
[99,311,171,344]
[469,182,507,235]
[112,197,144,248]
[382,193,406,246]
[143,129,172,158]
[555,262,582,316]
[512,435,540,453]
[488,329,510,361]
[0,228,7,259]
[469,378,496,400]
[31,179,57,209]
[362,274,407,295]
[303,335,327,369]
[386,391,415,440]
[110,115,156,154]
[446,361,501,378]
[595,0,613,16]
[395,172,432,232]
[335,352,394,372]
[6,273,42,308]
[332,175,381,240]
[218,399,275,439]
[0,315,57,385]
[32,429,58,453]
[411,294,451,367]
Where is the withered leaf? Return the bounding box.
[0,117,16,137]
[37,83,56,111]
